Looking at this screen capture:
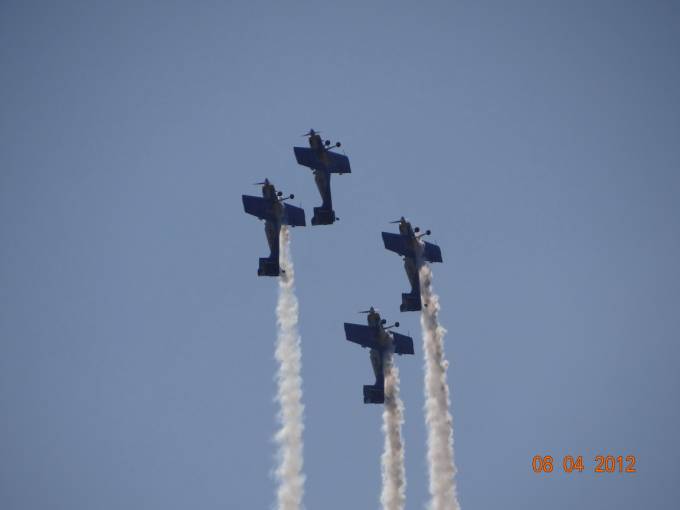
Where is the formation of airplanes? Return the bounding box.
[242,130,443,403]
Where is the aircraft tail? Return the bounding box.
[258,257,281,277]
[311,207,336,226]
[363,384,385,404]
[400,292,422,312]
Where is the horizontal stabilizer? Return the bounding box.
[258,257,280,277]
[363,385,385,404]
[311,206,336,226]
[400,292,422,312]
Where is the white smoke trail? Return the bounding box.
[419,263,460,510]
[274,226,305,510]
[380,350,406,510]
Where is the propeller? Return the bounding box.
[389,216,406,224]
[301,129,320,137]
[359,307,378,314]
[253,179,269,185]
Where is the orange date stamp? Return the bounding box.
[532,454,637,474]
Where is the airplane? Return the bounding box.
[343,306,414,404]
[293,129,351,226]
[242,179,306,276]
[382,217,443,312]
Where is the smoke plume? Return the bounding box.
[380,350,406,510]
[419,263,460,510]
[274,226,305,510]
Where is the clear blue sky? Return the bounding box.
[2,1,679,509]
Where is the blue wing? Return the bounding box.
[391,332,415,355]
[283,203,306,227]
[294,147,318,169]
[242,195,274,221]
[382,232,414,258]
[324,151,351,174]
[344,323,380,350]
[294,147,351,174]
[423,241,443,263]
[383,233,443,263]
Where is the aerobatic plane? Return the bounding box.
[382,217,443,312]
[242,179,305,276]
[293,129,351,226]
[344,307,414,404]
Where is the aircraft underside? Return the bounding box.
[312,171,336,225]
[259,220,281,276]
[401,257,422,311]
[363,348,386,404]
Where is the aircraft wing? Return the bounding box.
[344,323,380,350]
[294,147,320,170]
[283,203,306,227]
[382,232,414,258]
[383,233,443,262]
[293,147,351,174]
[391,332,415,355]
[324,151,351,174]
[423,241,443,263]
[242,195,275,222]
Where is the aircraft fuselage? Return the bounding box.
[365,309,393,386]
[260,182,285,259]
[307,133,333,209]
